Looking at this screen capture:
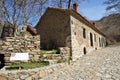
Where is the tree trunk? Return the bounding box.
[68,0,71,9]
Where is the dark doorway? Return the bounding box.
[90,33,93,46]
[46,39,57,50]
[0,54,5,69]
[83,47,87,55]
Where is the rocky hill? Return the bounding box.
[95,13,120,42]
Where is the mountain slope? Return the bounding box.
[95,14,120,42]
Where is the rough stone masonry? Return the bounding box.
[0,44,120,80]
[0,35,40,66]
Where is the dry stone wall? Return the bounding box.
[58,47,70,61]
[0,63,67,80]
[0,35,40,65]
[40,47,70,64]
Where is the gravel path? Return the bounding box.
[41,45,120,80]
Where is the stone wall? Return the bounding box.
[58,47,70,61]
[36,8,71,49]
[40,47,70,64]
[70,16,107,61]
[0,35,40,65]
[0,63,68,80]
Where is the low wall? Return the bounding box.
[0,35,71,66]
[58,47,70,61]
[41,47,70,62]
[0,63,68,80]
[0,35,40,65]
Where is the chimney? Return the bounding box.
[92,22,96,26]
[73,3,78,12]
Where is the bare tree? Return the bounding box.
[0,0,86,32]
[0,0,22,36]
[0,0,48,27]
[49,0,67,8]
[104,0,120,13]
[50,0,86,8]
[36,0,48,16]
[68,0,71,8]
[0,0,49,36]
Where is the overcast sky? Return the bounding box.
[78,0,107,20]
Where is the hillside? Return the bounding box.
[95,13,120,42]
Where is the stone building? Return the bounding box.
[36,3,107,61]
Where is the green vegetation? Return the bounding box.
[40,49,58,54]
[6,61,49,70]
[108,42,120,45]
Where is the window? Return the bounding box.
[90,33,93,46]
[94,34,96,42]
[83,28,86,38]
[99,38,101,47]
[83,47,87,55]
[74,32,76,35]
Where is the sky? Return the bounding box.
[78,0,107,20]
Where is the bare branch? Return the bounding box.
[104,0,120,13]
